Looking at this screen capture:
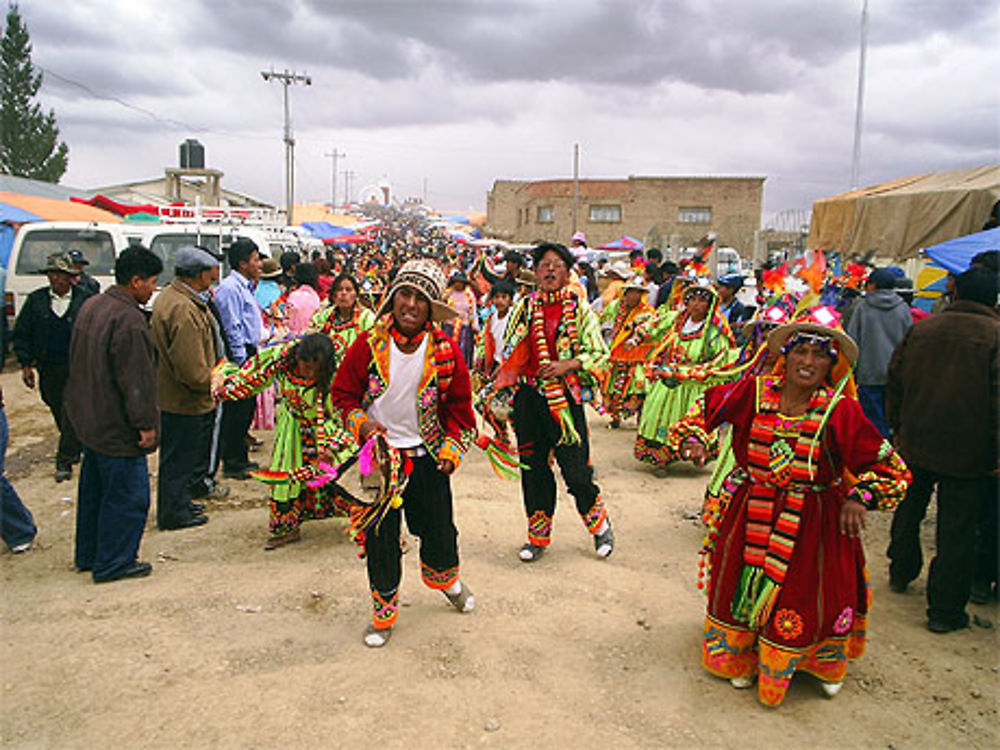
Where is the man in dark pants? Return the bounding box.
[65,246,162,583]
[330,258,478,647]
[499,242,614,563]
[886,264,999,633]
[150,246,222,530]
[12,251,92,481]
[214,238,263,479]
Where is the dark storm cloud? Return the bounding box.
[186,0,998,94]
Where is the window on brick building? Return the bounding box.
[678,206,713,224]
[588,204,621,223]
[536,205,554,223]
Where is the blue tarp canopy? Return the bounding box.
[0,201,42,225]
[442,214,471,225]
[1,201,42,270]
[301,221,353,240]
[923,227,1000,274]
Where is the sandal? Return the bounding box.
[519,543,546,563]
[443,582,475,613]
[263,529,301,550]
[363,622,393,648]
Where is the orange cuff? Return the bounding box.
[345,408,367,444]
[437,437,464,471]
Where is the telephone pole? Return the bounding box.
[261,67,312,223]
[324,148,346,209]
[572,143,580,234]
[343,170,356,208]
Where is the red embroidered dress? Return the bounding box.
[673,373,910,706]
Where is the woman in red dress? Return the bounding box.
[676,307,910,707]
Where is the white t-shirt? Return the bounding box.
[366,337,427,449]
[490,312,510,364]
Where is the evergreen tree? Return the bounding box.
[0,3,68,182]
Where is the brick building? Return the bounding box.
[486,175,764,257]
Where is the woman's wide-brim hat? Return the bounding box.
[376,258,457,322]
[622,274,648,293]
[766,306,858,365]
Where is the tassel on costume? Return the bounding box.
[475,434,527,480]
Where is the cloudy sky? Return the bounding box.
[16,0,1000,224]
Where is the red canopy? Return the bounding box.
[70,194,161,217]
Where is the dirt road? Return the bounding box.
[0,369,996,749]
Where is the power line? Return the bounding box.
[38,65,271,141]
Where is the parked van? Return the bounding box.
[4,221,293,322]
[4,221,148,318]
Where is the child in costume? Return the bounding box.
[600,274,656,428]
[212,333,355,549]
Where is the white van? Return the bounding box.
[4,221,285,321]
[4,221,148,317]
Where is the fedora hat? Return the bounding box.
[40,251,80,276]
[260,257,282,279]
[376,259,457,322]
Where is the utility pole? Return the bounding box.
[343,170,356,207]
[849,0,869,189]
[324,148,346,210]
[572,143,580,235]
[261,67,312,223]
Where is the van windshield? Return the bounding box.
[15,229,116,276]
[149,234,222,286]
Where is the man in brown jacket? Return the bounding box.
[887,264,999,632]
[150,246,222,530]
[65,246,162,583]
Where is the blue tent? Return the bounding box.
[301,221,353,240]
[923,227,1000,274]
[1,201,42,269]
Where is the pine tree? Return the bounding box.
[0,3,68,182]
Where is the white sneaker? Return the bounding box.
[730,675,754,689]
[363,623,392,648]
[10,541,32,554]
[820,681,843,698]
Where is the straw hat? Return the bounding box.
[622,274,648,293]
[603,261,631,280]
[376,258,457,322]
[766,305,858,365]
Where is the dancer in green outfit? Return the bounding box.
[212,334,355,549]
[633,284,736,470]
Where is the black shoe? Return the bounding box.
[888,578,909,594]
[223,467,252,480]
[94,561,152,583]
[160,513,208,531]
[927,617,970,634]
[970,581,994,605]
[245,460,260,471]
[190,502,205,514]
[55,467,72,483]
[518,543,546,563]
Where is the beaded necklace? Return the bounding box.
[529,288,580,444]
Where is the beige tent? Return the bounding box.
[808,165,1000,260]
